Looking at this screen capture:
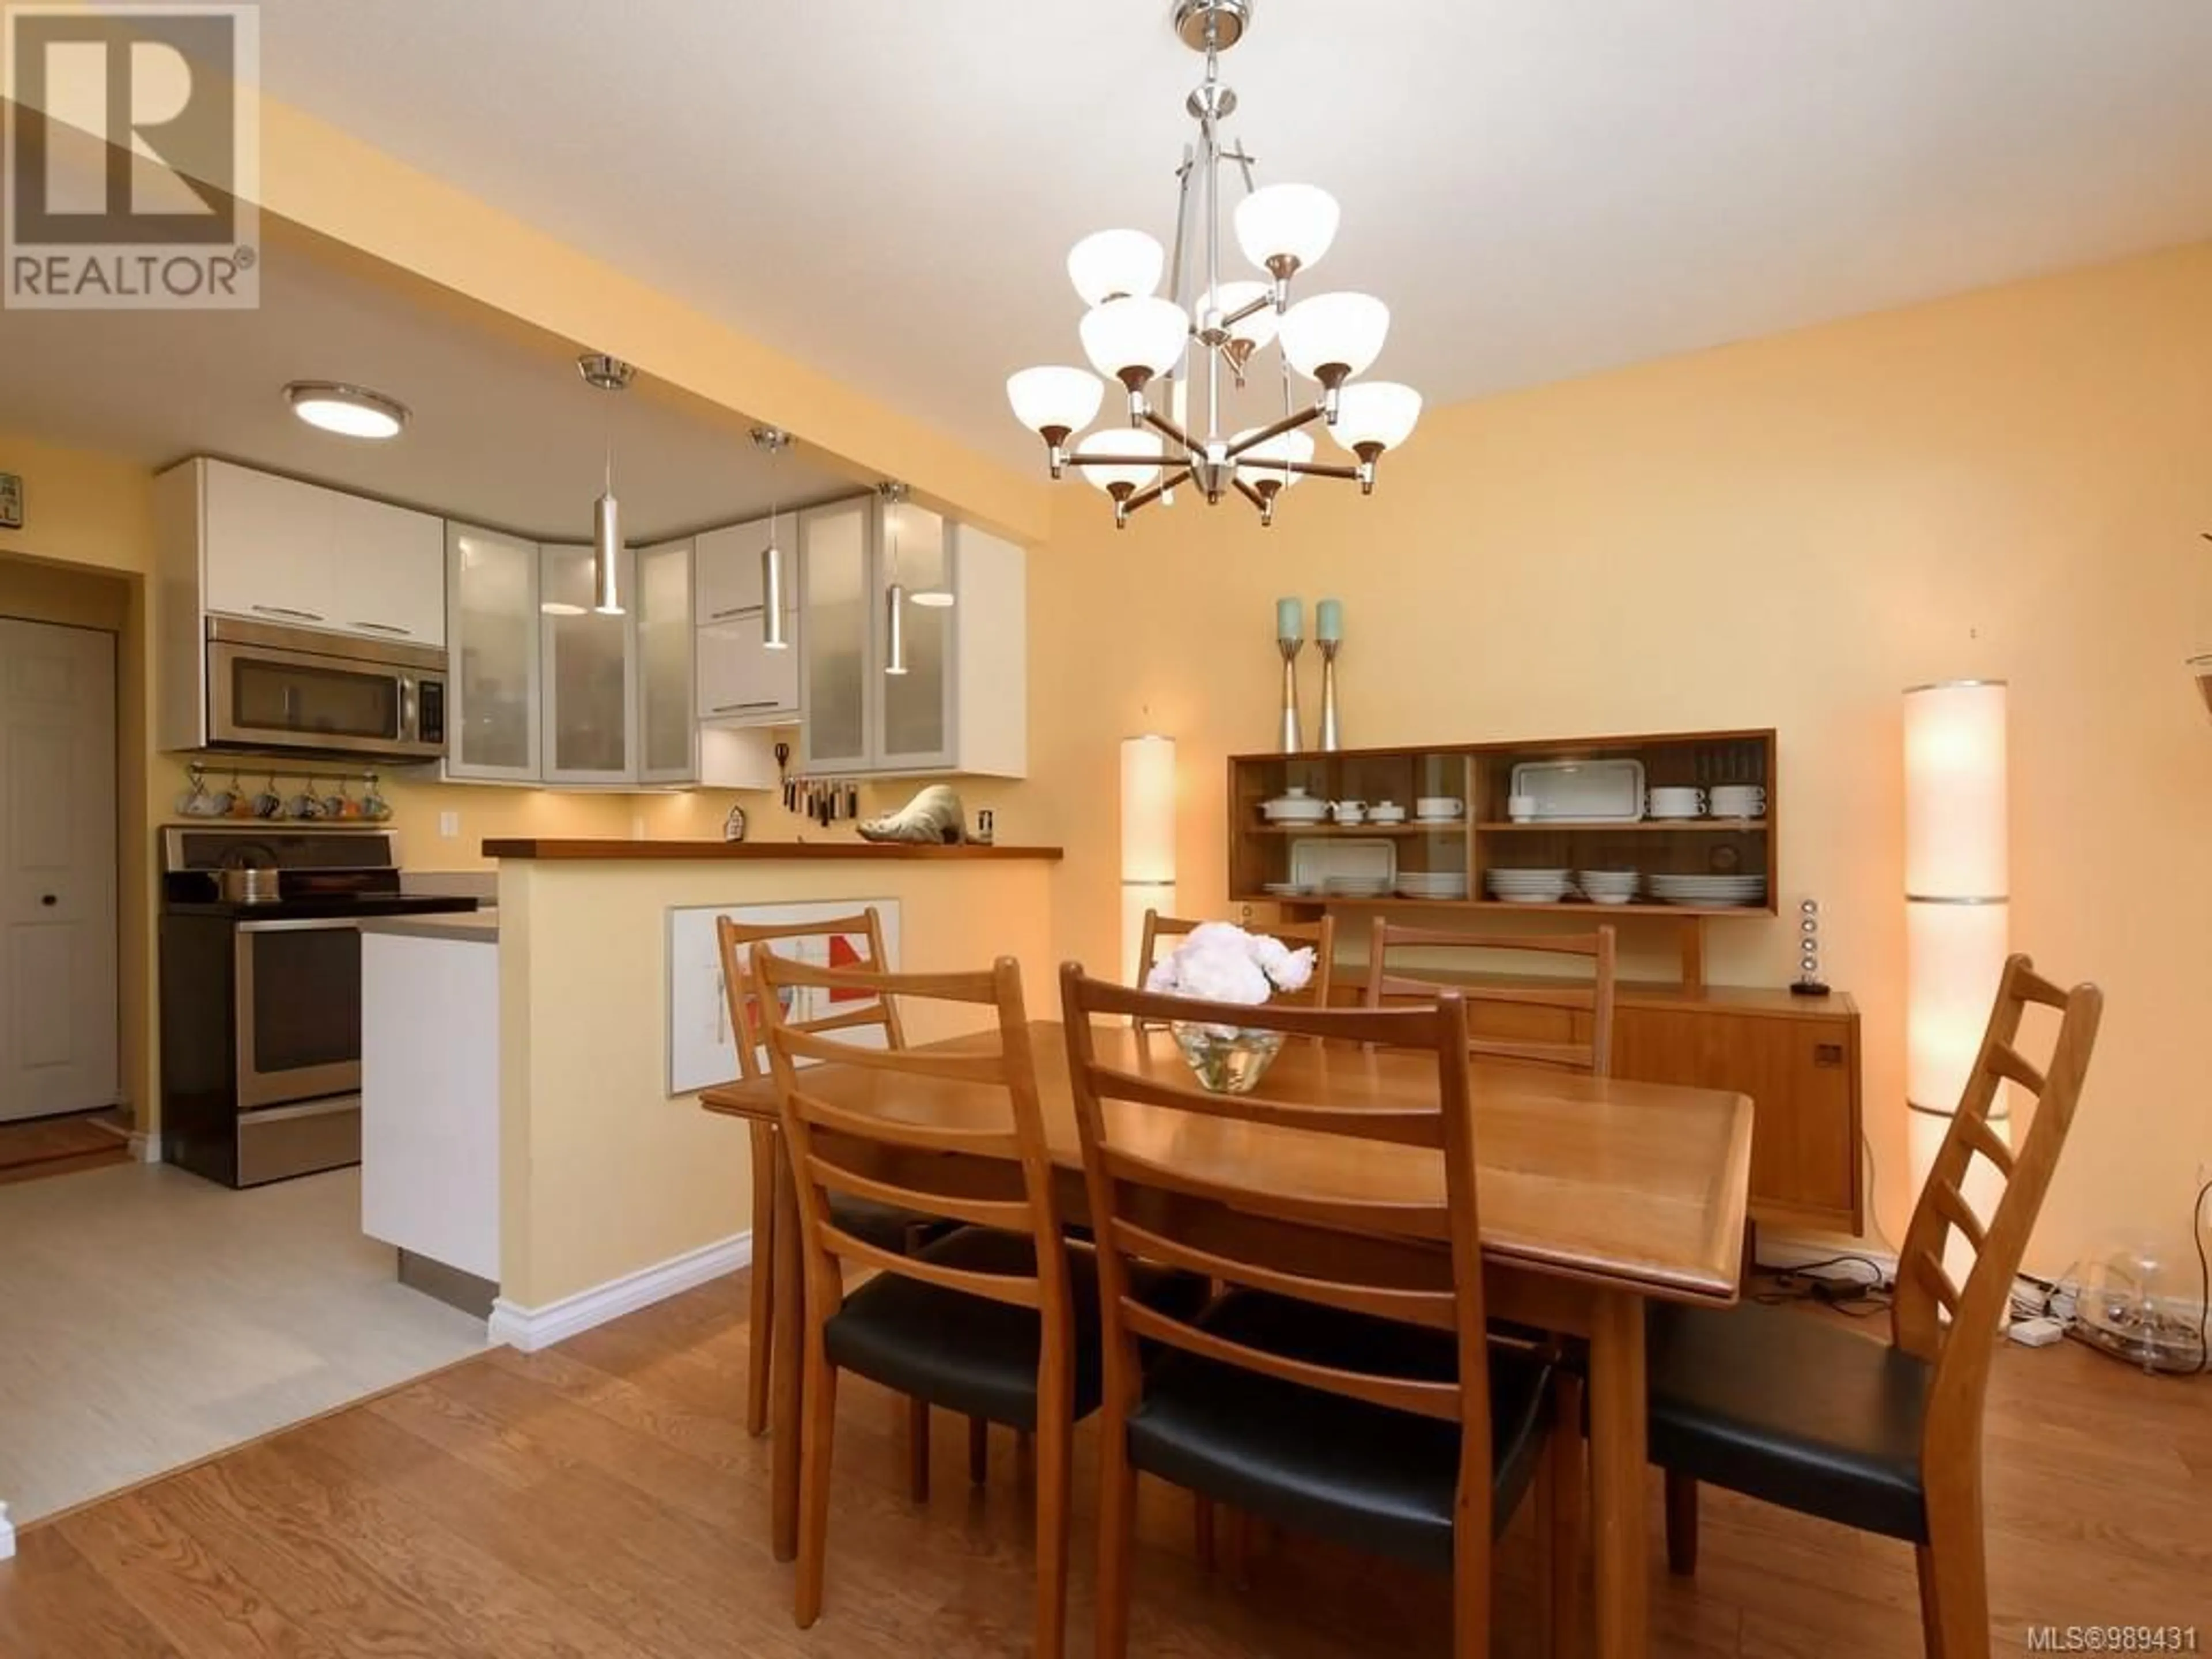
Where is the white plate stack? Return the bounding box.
[1647,873,1768,908]
[1708,784,1766,820]
[1262,881,1317,898]
[1396,872,1471,901]
[1486,868,1574,904]
[1576,870,1641,906]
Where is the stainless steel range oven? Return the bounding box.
[158,825,477,1188]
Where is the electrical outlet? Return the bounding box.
[438,810,460,839]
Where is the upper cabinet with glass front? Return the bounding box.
[800,495,1027,778]
[444,524,541,782]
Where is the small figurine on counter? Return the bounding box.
[857,783,968,845]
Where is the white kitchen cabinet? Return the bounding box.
[800,498,1027,778]
[196,458,445,647]
[695,517,800,727]
[540,542,637,785]
[637,538,696,784]
[329,490,446,646]
[444,524,541,782]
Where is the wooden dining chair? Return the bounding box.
[1062,965,1579,1659]
[1363,919,1618,1076]
[755,949,1204,1658]
[1649,954,2103,1659]
[1134,910,1338,1026]
[714,911,950,1450]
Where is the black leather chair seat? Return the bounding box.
[1124,1291,1554,1575]
[1647,1300,1933,1542]
[825,1192,949,1255]
[823,1228,1206,1430]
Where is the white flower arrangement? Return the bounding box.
[1146,921,1315,1022]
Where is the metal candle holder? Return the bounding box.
[1318,638,1343,751]
[1276,634,1305,753]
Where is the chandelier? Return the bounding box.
[1007,0,1421,529]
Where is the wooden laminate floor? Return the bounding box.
[1,1272,2205,1658]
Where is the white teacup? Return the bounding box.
[1415,796,1463,819]
[1328,800,1368,824]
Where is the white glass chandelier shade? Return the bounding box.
[1279,291,1390,382]
[1006,365,1105,437]
[1234,426,1314,490]
[1195,281,1280,350]
[1068,228,1166,305]
[1080,297,1191,385]
[1076,428,1165,493]
[1234,183,1340,275]
[1328,381,1423,454]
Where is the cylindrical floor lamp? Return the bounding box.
[1904,680,2009,1266]
[1120,734,1177,985]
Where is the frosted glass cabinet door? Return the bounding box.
[636,539,696,783]
[540,542,637,784]
[874,503,955,769]
[445,524,541,781]
[799,499,871,771]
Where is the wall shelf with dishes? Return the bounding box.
[1229,728,1778,986]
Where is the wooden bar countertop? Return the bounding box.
[480,838,1063,862]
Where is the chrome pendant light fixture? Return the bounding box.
[880,481,909,676]
[751,426,792,650]
[578,353,635,615]
[1007,0,1421,530]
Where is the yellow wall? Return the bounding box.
[1027,243,2212,1279]
[498,856,1056,1306]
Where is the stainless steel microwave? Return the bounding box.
[204,616,448,762]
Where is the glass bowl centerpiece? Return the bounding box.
[1144,922,1317,1093]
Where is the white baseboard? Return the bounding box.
[128,1129,161,1163]
[1,1498,14,1560]
[487,1232,752,1354]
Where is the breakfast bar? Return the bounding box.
[479,838,1060,1327]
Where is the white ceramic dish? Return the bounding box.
[1509,760,1646,823]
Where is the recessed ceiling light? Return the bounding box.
[285,381,410,440]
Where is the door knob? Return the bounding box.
[40,894,57,906]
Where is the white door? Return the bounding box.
[0,620,118,1121]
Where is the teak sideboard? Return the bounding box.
[1229,728,1863,1234]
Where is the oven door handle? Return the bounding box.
[236,916,363,934]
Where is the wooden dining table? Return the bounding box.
[701,1021,1753,1659]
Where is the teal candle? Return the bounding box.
[1316,599,1343,642]
[1275,596,1304,641]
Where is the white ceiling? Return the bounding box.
[247,0,2212,469]
[0,187,855,540]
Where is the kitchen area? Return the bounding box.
[0,228,1036,1531]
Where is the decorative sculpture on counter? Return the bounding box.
[858,783,969,845]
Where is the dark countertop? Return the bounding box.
[161,894,482,921]
[481,839,1062,862]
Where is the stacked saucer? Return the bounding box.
[1396,871,1470,901]
[1577,869,1641,906]
[1262,881,1318,898]
[1647,873,1767,908]
[1486,868,1573,904]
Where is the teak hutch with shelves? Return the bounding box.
[1226,728,1862,1234]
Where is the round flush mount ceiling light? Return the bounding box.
[285,381,410,440]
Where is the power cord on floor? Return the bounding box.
[2192,1177,2211,1376]
[1751,1253,1893,1319]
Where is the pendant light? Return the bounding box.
[578,353,635,616]
[880,481,909,677]
[751,427,791,650]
